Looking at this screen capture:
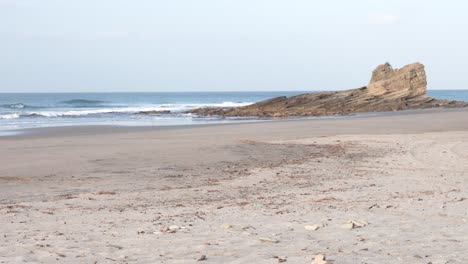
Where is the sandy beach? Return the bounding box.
[1,108,468,264]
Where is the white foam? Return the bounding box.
[9,103,26,109]
[14,102,254,118]
[0,113,20,119]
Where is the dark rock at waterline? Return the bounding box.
[138,110,171,115]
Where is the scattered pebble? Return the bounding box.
[168,225,180,231]
[259,237,279,243]
[311,254,329,264]
[95,191,116,195]
[341,220,368,230]
[221,223,232,229]
[160,225,180,233]
[197,255,207,261]
[220,223,253,233]
[305,225,320,231]
[274,256,287,263]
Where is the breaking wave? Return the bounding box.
[0,113,20,119]
[0,102,253,119]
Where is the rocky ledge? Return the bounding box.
[188,63,468,117]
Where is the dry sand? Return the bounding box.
[1,108,467,263]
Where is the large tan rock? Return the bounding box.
[188,62,468,117]
[367,62,427,98]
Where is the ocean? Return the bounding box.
[1,90,467,133]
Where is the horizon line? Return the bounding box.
[1,88,468,94]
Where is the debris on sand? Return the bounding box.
[221,223,232,229]
[95,191,116,195]
[259,237,279,243]
[274,256,288,262]
[341,220,368,230]
[304,224,321,231]
[221,223,254,233]
[160,225,180,233]
[311,254,330,264]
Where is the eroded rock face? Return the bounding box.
[188,63,468,117]
[367,62,427,98]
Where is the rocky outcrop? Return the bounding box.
[188,62,468,117]
[367,62,427,97]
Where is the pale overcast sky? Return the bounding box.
[1,0,467,92]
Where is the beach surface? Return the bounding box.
[1,108,468,264]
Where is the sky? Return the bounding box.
[1,0,468,92]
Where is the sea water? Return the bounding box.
[0,90,467,132]
[0,92,301,131]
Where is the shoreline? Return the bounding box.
[2,107,468,139]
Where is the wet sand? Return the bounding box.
[1,108,468,263]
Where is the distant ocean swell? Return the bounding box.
[1,100,111,109]
[1,103,39,109]
[0,101,253,119]
[60,99,108,106]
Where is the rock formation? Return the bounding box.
[188,62,468,117]
[367,62,427,97]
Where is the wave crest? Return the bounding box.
[0,102,253,119]
[1,103,38,109]
[0,113,20,119]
